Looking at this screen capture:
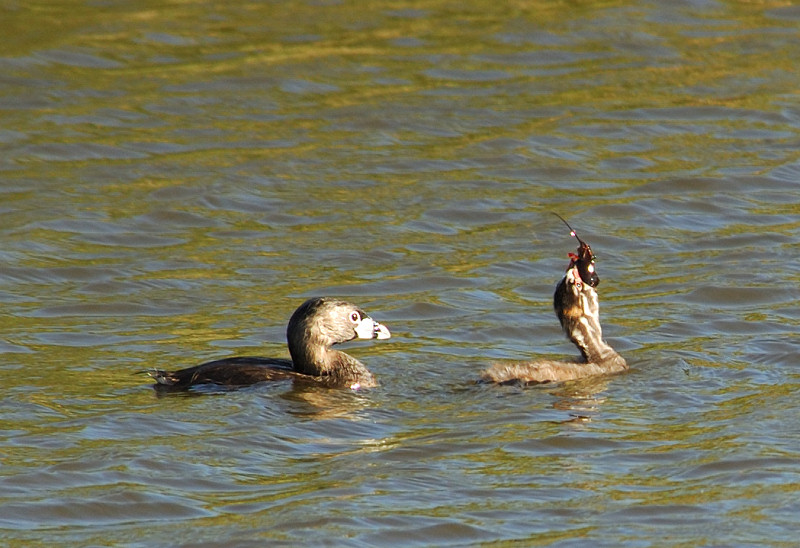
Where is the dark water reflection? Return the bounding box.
[2,1,799,546]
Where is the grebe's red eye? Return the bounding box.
[350,311,361,323]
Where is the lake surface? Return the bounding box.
[1,1,799,546]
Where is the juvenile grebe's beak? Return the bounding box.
[354,317,391,340]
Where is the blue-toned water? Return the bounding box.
[1,1,799,546]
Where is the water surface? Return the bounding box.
[1,1,799,546]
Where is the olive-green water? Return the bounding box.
[1,1,799,546]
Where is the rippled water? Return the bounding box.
[2,1,799,546]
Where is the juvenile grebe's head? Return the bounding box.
[568,240,599,288]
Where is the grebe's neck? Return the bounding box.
[559,282,623,365]
[288,339,328,375]
[288,338,376,386]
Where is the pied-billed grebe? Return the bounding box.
[480,218,626,384]
[149,297,391,390]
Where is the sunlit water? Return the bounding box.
[1,1,799,546]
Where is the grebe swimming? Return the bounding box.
[480,217,626,384]
[149,297,391,390]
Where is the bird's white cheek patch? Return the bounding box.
[354,319,375,339]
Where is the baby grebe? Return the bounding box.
[149,297,391,390]
[480,219,626,384]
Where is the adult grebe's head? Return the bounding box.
[287,297,391,375]
[288,297,390,347]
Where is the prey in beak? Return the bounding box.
[553,213,600,288]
